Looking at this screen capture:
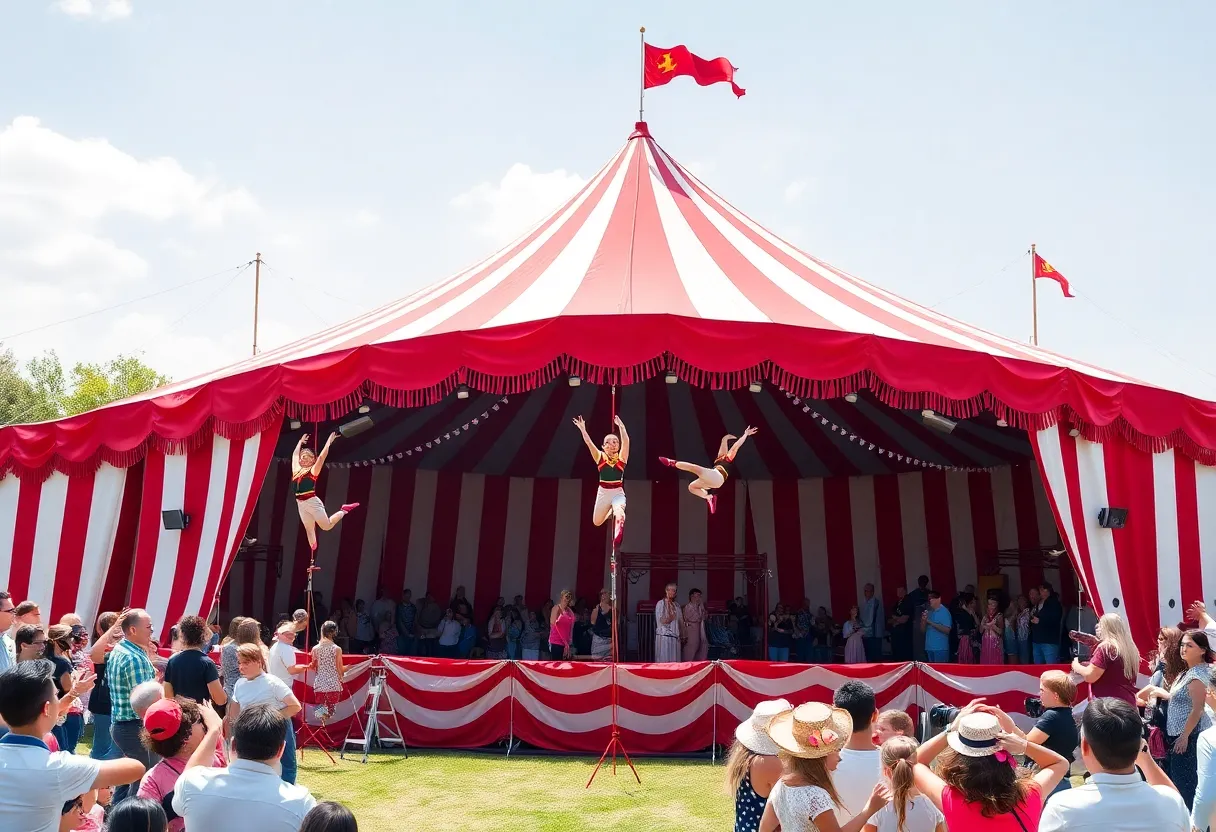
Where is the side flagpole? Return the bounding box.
[638,27,646,122]
[1030,242,1038,346]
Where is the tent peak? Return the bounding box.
[629,121,652,140]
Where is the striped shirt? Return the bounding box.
[106,639,155,722]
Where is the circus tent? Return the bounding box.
[1,121,1213,650]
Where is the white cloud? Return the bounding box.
[451,163,585,246]
[784,180,808,203]
[53,0,132,20]
[1,117,258,227]
[350,209,381,227]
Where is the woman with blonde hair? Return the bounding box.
[726,700,790,832]
[548,589,576,661]
[863,736,945,832]
[759,702,889,832]
[912,700,1068,829]
[1071,612,1141,705]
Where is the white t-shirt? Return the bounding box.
[0,736,101,832]
[267,641,296,687]
[868,796,943,832]
[833,746,882,821]
[233,673,292,710]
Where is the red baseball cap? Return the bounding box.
[143,699,182,740]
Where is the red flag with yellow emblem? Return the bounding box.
[643,43,745,97]
[1033,252,1074,297]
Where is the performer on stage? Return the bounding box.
[293,432,359,552]
[659,427,758,514]
[654,582,684,663]
[573,414,630,546]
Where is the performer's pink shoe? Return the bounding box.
[658,456,676,467]
[707,494,718,515]
[613,515,625,547]
[340,502,360,513]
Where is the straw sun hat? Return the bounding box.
[946,712,1006,757]
[764,702,853,759]
[735,699,793,756]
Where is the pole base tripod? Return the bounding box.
[586,727,640,787]
[296,551,336,765]
[585,530,640,787]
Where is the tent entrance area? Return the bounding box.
[219,374,1074,650]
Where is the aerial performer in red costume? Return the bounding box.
[293,433,360,552]
[573,414,630,546]
[660,427,758,514]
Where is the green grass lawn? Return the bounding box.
[83,728,732,830]
[296,749,733,831]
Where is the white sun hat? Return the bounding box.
[734,699,793,756]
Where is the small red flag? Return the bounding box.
[643,43,745,98]
[1033,252,1074,297]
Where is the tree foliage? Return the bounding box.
[0,345,170,426]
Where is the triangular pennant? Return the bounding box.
[482,412,489,419]
[444,433,451,440]
[426,442,432,448]
[472,418,479,425]
[415,446,422,452]
[463,423,469,430]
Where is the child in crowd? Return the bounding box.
[863,736,946,832]
[759,702,889,832]
[874,710,916,745]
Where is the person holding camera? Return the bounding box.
[1015,671,1080,797]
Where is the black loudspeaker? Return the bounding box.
[1098,507,1128,529]
[162,509,190,530]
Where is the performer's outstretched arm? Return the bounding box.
[293,434,307,472]
[726,426,758,459]
[311,432,338,475]
[615,415,630,464]
[572,416,601,463]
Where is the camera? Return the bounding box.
[918,704,962,742]
[1025,697,1043,719]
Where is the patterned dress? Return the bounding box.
[312,640,343,710]
[734,770,767,832]
[980,613,1004,664]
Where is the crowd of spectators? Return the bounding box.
[726,677,1191,832]
[0,590,359,831]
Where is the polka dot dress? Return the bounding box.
[735,770,766,832]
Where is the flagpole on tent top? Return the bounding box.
[1030,243,1039,346]
[638,27,646,122]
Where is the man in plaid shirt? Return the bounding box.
[105,609,157,802]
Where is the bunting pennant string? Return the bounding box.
[274,397,510,468]
[779,390,998,473]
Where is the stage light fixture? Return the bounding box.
[1069,427,1081,437]
[568,375,581,387]
[748,381,762,393]
[665,371,678,384]
[339,415,375,438]
[844,392,858,404]
[358,403,371,414]
[289,419,302,430]
[996,418,1008,428]
[1098,507,1128,529]
[921,411,957,434]
[456,385,470,399]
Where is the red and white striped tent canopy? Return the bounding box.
[2,122,1213,649]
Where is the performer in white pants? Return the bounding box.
[659,427,757,514]
[293,432,359,552]
[573,414,630,546]
[654,583,684,663]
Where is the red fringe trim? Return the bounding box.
[6,353,1216,479]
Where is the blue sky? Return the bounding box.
[2,1,1214,398]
